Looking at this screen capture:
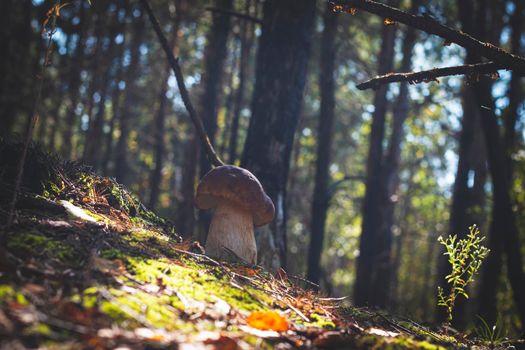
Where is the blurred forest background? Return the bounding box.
[1,0,524,337]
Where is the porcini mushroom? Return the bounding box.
[195,165,275,264]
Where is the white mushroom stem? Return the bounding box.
[205,201,257,264]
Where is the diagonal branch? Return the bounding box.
[331,0,525,75]
[326,175,365,201]
[205,6,263,24]
[357,62,506,90]
[140,0,224,167]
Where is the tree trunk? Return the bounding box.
[45,30,73,150]
[83,3,119,169]
[306,3,338,286]
[176,133,199,238]
[2,1,36,136]
[198,0,234,176]
[354,6,397,306]
[228,0,255,164]
[472,0,525,332]
[149,1,184,209]
[61,3,89,158]
[218,45,237,157]
[476,78,525,334]
[240,0,317,270]
[101,43,126,177]
[187,0,233,241]
[0,0,15,136]
[435,0,490,326]
[372,17,417,307]
[114,9,145,185]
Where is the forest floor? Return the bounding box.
[0,140,520,350]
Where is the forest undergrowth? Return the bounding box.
[0,139,519,350]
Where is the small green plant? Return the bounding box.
[474,315,507,348]
[437,225,490,326]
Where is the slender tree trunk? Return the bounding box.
[218,46,237,157]
[228,0,254,164]
[101,7,128,176]
[3,1,35,136]
[372,18,417,307]
[61,3,89,158]
[472,0,525,332]
[101,51,126,176]
[241,0,317,270]
[176,133,199,238]
[61,2,91,158]
[82,4,110,165]
[198,0,234,176]
[503,0,524,176]
[84,4,120,169]
[187,0,233,241]
[0,0,15,136]
[354,5,398,306]
[390,160,418,311]
[114,9,145,184]
[435,0,488,326]
[149,1,183,209]
[306,3,338,286]
[476,79,525,333]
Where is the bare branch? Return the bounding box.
[331,0,525,75]
[205,6,262,25]
[326,175,365,201]
[357,62,505,90]
[140,0,224,167]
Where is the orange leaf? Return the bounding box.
[347,7,357,15]
[246,311,288,332]
[383,18,397,25]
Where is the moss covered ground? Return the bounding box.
[0,141,515,349]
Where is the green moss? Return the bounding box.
[100,248,126,260]
[398,321,457,344]
[23,323,52,337]
[78,286,195,332]
[123,257,270,313]
[6,232,75,262]
[81,208,106,222]
[42,180,64,199]
[0,284,28,306]
[127,228,170,243]
[354,334,448,350]
[107,183,138,215]
[302,312,336,328]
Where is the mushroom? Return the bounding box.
[195,165,275,264]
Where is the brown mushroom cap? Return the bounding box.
[195,165,275,226]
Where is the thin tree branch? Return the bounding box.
[357,62,506,90]
[205,6,262,25]
[6,1,60,227]
[326,175,365,201]
[140,0,224,167]
[331,0,525,75]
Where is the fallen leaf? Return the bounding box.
[203,334,240,350]
[246,311,288,332]
[313,331,352,347]
[384,18,397,25]
[367,327,399,337]
[238,325,281,338]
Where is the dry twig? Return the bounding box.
[205,6,262,24]
[357,62,504,90]
[331,0,525,75]
[331,0,525,90]
[140,0,224,167]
